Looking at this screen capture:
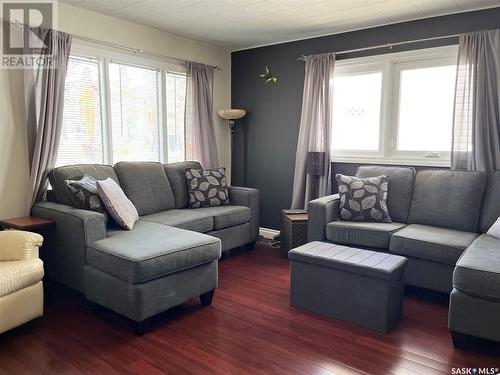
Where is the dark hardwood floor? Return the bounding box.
[1,240,499,375]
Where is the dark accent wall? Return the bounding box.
[231,7,500,230]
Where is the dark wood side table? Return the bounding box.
[280,210,308,255]
[0,216,55,231]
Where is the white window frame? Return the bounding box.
[63,43,187,166]
[332,45,458,167]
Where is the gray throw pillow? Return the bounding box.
[65,175,107,215]
[97,178,139,230]
[336,174,391,223]
[185,168,230,208]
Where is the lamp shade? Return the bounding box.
[306,152,325,176]
[218,109,246,120]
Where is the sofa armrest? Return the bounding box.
[228,186,260,242]
[31,201,107,292]
[32,201,106,245]
[307,194,340,242]
[0,231,43,261]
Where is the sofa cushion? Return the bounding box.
[0,259,44,297]
[389,224,479,266]
[479,171,500,233]
[114,162,175,216]
[87,221,221,283]
[164,161,202,209]
[326,221,406,249]
[48,164,119,207]
[140,210,214,233]
[140,206,251,232]
[356,166,415,223]
[197,206,251,230]
[453,234,500,301]
[408,170,487,232]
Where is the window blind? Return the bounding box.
[56,56,104,167]
[109,62,161,162]
[166,71,187,163]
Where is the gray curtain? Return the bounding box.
[291,53,335,209]
[24,28,72,204]
[452,29,500,172]
[185,62,219,169]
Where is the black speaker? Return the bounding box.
[306,152,325,176]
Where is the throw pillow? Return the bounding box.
[97,178,139,230]
[487,217,500,240]
[336,174,391,223]
[65,175,106,214]
[185,167,230,208]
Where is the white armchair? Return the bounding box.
[0,230,44,334]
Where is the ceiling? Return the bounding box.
[61,0,500,50]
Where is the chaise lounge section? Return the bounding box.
[32,161,259,331]
[308,166,500,345]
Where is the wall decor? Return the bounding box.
[259,65,278,84]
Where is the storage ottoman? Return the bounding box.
[289,241,407,332]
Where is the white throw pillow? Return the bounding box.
[97,178,138,230]
[487,217,500,240]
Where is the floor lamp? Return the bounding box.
[218,109,246,179]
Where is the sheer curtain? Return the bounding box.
[452,29,500,172]
[185,62,219,169]
[24,28,72,204]
[291,53,335,209]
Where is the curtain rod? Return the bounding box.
[9,21,222,71]
[72,34,222,71]
[298,33,461,61]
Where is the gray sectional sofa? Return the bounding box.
[32,161,259,332]
[308,166,500,346]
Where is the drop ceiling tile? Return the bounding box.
[373,0,422,20]
[244,0,323,15]
[60,0,85,5]
[60,0,500,49]
[75,0,146,14]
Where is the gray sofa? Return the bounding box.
[308,166,500,346]
[32,161,259,332]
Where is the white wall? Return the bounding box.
[0,3,231,219]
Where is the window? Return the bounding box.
[332,69,383,152]
[331,46,458,166]
[56,56,104,167]
[395,63,456,154]
[109,63,161,162]
[166,72,187,162]
[56,45,189,167]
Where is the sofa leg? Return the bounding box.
[86,300,104,315]
[134,320,150,336]
[451,331,469,349]
[245,241,256,251]
[200,290,215,307]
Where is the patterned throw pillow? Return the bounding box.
[336,174,391,223]
[65,175,107,215]
[185,168,230,208]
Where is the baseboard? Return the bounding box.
[259,227,279,240]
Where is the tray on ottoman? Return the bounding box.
[289,241,407,332]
